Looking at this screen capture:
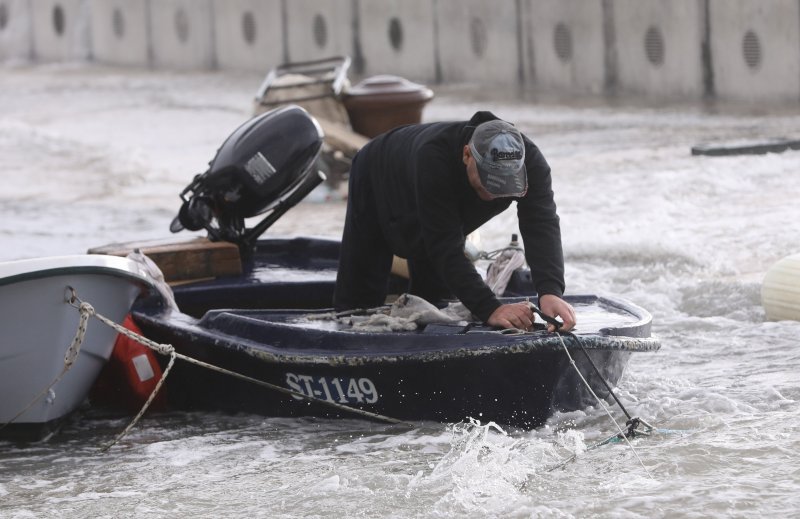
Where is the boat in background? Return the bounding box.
[0,255,155,441]
[90,104,661,429]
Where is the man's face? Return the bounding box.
[463,145,495,201]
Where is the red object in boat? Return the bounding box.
[90,315,166,413]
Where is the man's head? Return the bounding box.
[463,120,527,199]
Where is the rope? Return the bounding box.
[64,301,92,367]
[574,340,633,421]
[0,297,94,433]
[525,302,653,477]
[550,331,652,478]
[100,349,176,452]
[56,291,176,450]
[546,427,643,473]
[528,301,636,420]
[64,291,407,450]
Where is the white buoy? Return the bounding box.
[761,253,800,321]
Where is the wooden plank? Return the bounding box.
[89,237,242,282]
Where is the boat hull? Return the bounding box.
[108,236,660,430]
[133,295,657,429]
[140,336,632,429]
[0,256,153,440]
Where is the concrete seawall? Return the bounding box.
[2,0,799,104]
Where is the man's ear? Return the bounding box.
[462,144,471,165]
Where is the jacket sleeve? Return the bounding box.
[415,144,502,322]
[517,138,565,298]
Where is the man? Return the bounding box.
[334,111,576,332]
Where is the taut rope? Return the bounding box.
[63,289,408,450]
[527,302,654,478]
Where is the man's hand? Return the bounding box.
[486,296,577,332]
[538,294,576,332]
[487,302,536,330]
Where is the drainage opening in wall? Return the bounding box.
[175,8,189,43]
[313,13,327,49]
[470,17,487,58]
[644,25,664,66]
[388,17,403,51]
[553,22,572,63]
[742,30,762,70]
[242,11,256,45]
[0,2,8,31]
[52,4,65,36]
[112,8,125,39]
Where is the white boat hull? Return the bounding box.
[0,255,153,439]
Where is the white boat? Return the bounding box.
[0,255,155,441]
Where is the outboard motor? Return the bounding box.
[170,105,325,251]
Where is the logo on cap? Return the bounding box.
[491,148,523,161]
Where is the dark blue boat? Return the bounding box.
[126,105,660,429]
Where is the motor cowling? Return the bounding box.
[171,105,325,245]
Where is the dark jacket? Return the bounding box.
[357,111,564,321]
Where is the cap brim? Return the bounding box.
[477,163,528,198]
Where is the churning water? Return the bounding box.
[1,64,799,518]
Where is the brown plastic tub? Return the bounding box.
[342,75,434,138]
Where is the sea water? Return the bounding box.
[1,64,799,518]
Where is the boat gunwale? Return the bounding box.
[132,293,660,367]
[0,256,156,291]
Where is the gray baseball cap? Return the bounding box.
[468,120,528,197]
